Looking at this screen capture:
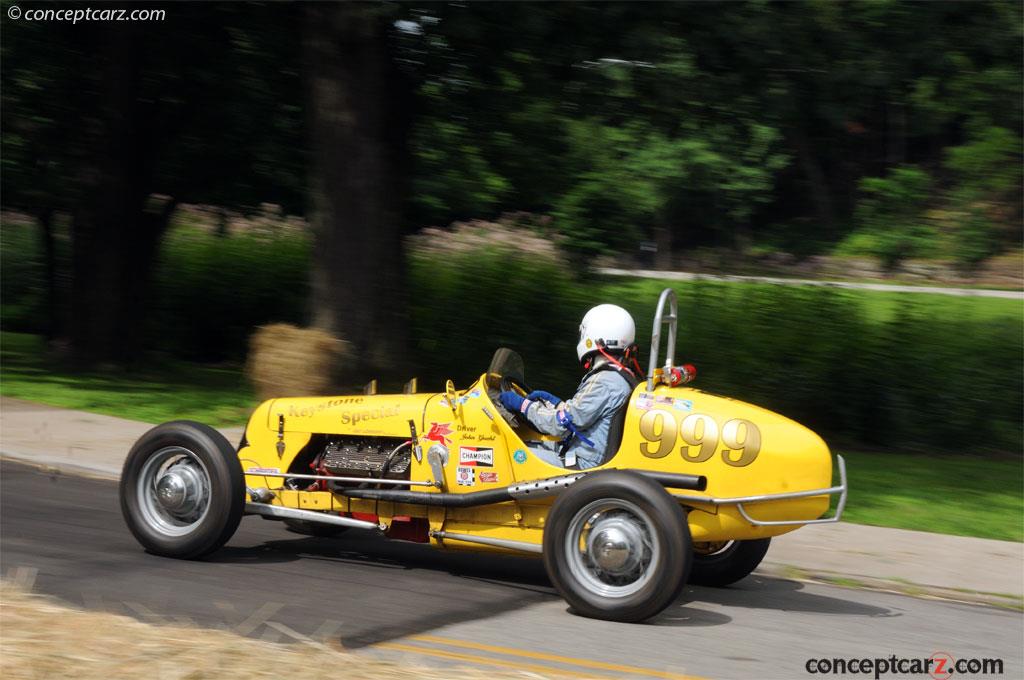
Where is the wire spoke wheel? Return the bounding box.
[137,446,212,537]
[120,421,244,559]
[543,470,691,622]
[565,500,660,598]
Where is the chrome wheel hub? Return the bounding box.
[155,465,204,516]
[137,447,211,537]
[587,516,645,575]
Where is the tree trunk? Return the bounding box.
[653,224,673,270]
[303,5,408,375]
[35,208,59,339]
[791,128,837,239]
[68,27,167,364]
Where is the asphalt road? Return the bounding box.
[2,460,1021,679]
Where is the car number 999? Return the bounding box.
[638,410,761,467]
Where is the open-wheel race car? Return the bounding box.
[120,288,847,622]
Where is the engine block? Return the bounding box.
[320,437,410,479]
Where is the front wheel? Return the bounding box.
[689,538,771,587]
[120,421,245,559]
[543,470,691,622]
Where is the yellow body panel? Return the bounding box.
[239,373,833,553]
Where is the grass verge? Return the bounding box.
[0,582,513,680]
[836,449,1023,542]
[0,332,254,427]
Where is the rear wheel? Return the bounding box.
[543,471,691,622]
[689,538,771,586]
[120,421,244,559]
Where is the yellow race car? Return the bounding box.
[120,288,847,622]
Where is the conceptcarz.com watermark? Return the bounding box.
[806,653,1004,679]
[7,5,166,23]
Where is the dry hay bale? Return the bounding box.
[246,323,349,400]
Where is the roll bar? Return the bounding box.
[646,288,677,391]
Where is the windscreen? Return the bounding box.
[486,347,526,385]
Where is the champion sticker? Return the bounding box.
[245,467,280,475]
[456,466,476,486]
[459,446,494,467]
[479,471,499,484]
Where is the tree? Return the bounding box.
[303,4,410,372]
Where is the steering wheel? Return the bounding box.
[488,374,533,428]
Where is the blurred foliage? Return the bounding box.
[151,217,311,361]
[838,167,938,269]
[399,1,1022,256]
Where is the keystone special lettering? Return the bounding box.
[340,405,402,425]
[288,397,364,418]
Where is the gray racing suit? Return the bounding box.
[524,357,636,470]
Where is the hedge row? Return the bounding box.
[3,221,1020,453]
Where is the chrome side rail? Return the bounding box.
[244,502,385,531]
[241,470,436,487]
[430,530,542,554]
[672,455,848,527]
[647,288,678,391]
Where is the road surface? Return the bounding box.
[2,460,1020,679]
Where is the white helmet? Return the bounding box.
[576,304,636,361]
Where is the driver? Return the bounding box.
[498,304,642,470]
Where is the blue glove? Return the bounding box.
[527,390,562,406]
[498,391,530,414]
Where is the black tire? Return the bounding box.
[120,420,245,559]
[283,518,349,538]
[543,470,691,623]
[689,538,771,587]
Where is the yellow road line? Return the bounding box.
[410,634,706,680]
[374,641,596,678]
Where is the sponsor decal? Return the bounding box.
[245,467,280,474]
[655,396,675,405]
[459,446,494,467]
[636,394,654,411]
[456,466,476,486]
[425,422,454,446]
[479,471,499,484]
[674,399,693,411]
[513,449,528,464]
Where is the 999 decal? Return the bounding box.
[638,410,761,467]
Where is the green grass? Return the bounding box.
[3,331,1020,542]
[0,332,254,427]
[835,449,1023,542]
[598,275,1023,324]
